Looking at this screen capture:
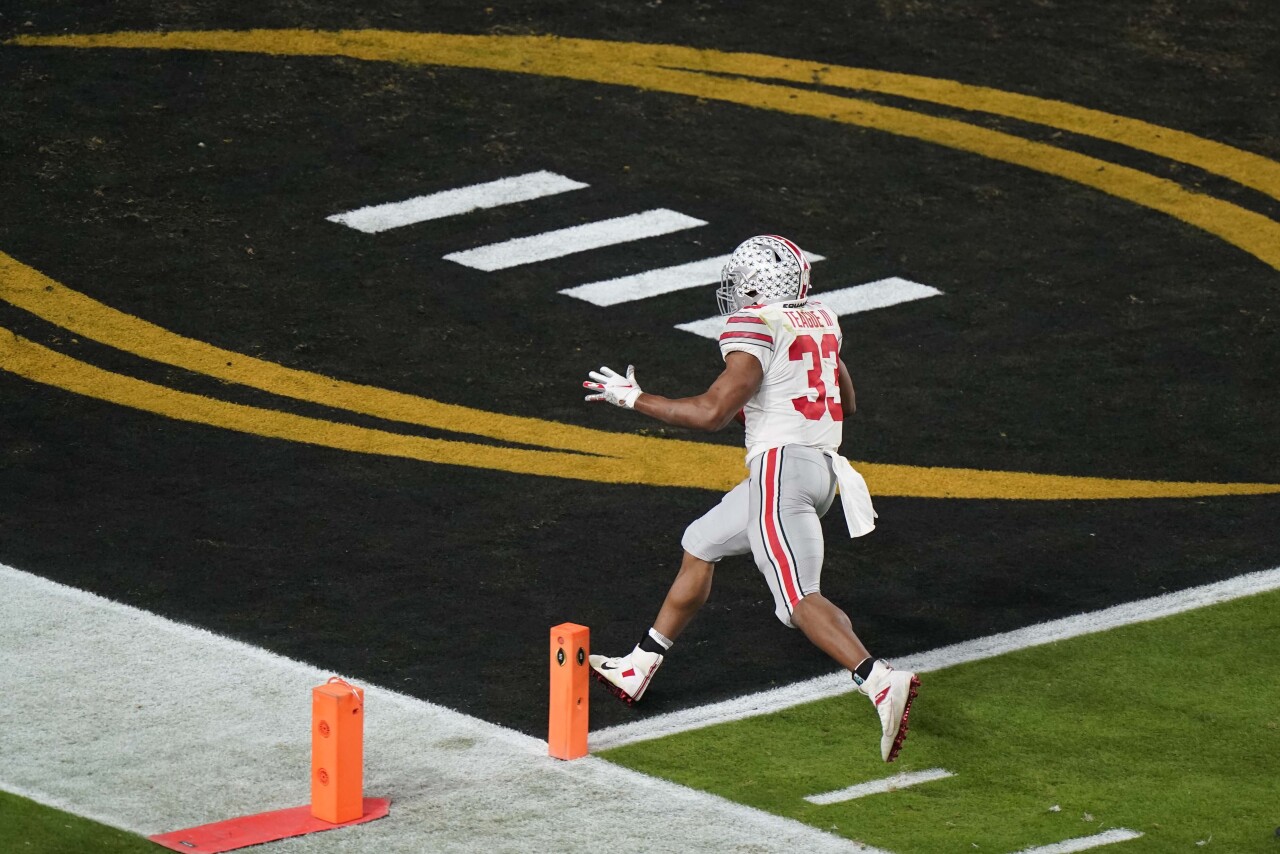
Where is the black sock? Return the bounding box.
[639,627,672,655]
[852,657,876,684]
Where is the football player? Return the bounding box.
[583,235,919,762]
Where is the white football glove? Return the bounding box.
[583,364,642,409]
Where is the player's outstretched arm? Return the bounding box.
[584,352,762,431]
[646,352,765,431]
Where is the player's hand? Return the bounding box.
[584,364,642,409]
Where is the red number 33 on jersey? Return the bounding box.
[789,333,843,421]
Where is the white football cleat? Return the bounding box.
[856,660,921,762]
[589,645,663,705]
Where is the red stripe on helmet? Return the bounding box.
[764,234,808,269]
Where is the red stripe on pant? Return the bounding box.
[763,448,801,607]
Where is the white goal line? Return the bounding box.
[589,565,1280,750]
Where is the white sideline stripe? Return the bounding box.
[804,768,954,805]
[591,565,1280,750]
[444,209,707,271]
[0,563,876,854]
[675,276,942,338]
[1012,828,1143,852]
[325,171,588,233]
[560,252,826,307]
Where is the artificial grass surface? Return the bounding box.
[0,791,157,853]
[602,588,1280,852]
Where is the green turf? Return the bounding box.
[602,588,1280,852]
[0,791,158,853]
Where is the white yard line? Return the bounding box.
[444,209,707,271]
[674,314,731,339]
[675,277,941,339]
[561,254,731,306]
[1011,828,1143,852]
[804,769,954,805]
[560,252,825,306]
[326,172,588,233]
[0,562,876,854]
[818,278,942,315]
[591,566,1280,750]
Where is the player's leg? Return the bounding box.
[589,480,751,705]
[790,592,870,671]
[750,447,871,665]
[790,592,920,762]
[748,445,919,762]
[746,445,834,631]
[652,550,717,643]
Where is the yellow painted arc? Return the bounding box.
[0,251,691,460]
[598,62,1280,272]
[3,259,1278,500]
[4,327,1278,499]
[860,462,1280,500]
[12,30,1280,273]
[0,327,745,490]
[611,44,1280,205]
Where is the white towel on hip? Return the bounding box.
[823,450,878,538]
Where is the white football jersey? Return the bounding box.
[718,299,845,461]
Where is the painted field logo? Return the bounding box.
[3,29,1279,501]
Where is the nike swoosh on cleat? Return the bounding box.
[599,662,619,670]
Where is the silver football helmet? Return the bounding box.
[717,235,812,315]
